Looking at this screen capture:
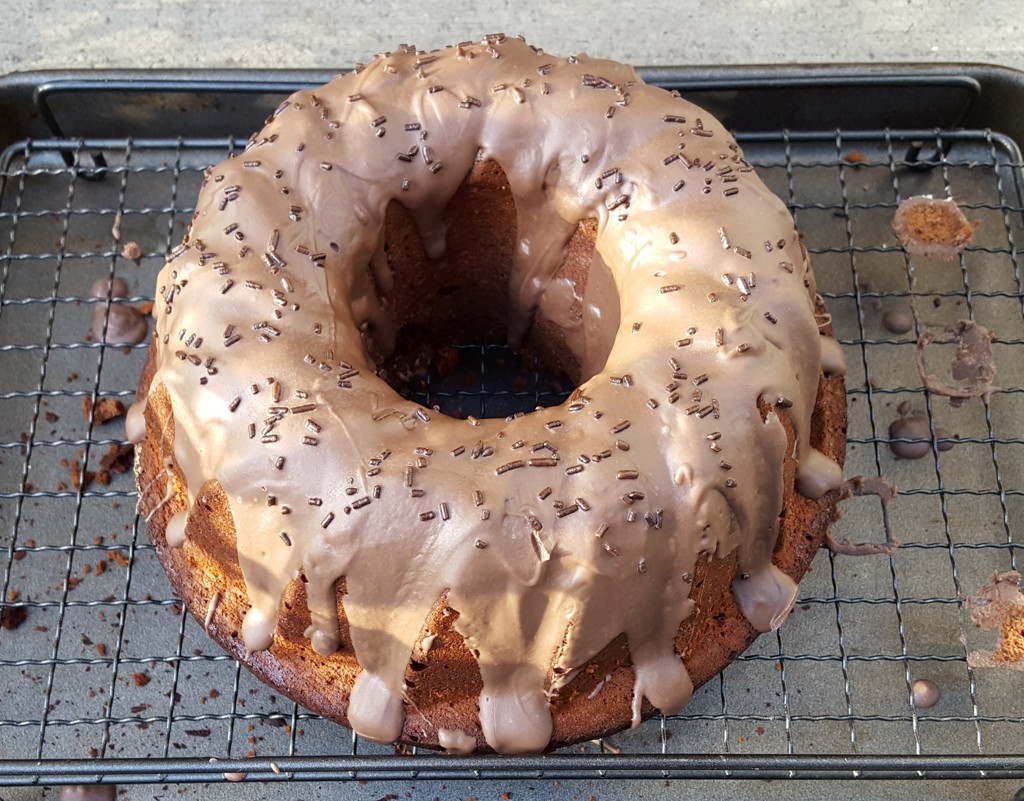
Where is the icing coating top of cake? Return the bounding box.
[130,35,845,754]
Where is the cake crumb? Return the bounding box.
[964,571,1024,670]
[892,195,979,260]
[122,241,144,264]
[100,443,134,475]
[63,458,99,491]
[84,396,127,424]
[1,606,27,630]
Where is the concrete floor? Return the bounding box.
[2,0,1024,76]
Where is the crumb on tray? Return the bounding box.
[964,570,1024,670]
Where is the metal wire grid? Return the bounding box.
[0,125,1022,786]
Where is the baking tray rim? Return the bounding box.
[1,61,1023,149]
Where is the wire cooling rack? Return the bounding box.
[2,78,1024,789]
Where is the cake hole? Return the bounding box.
[387,342,572,419]
[367,159,611,418]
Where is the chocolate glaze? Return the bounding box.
[826,474,899,556]
[91,276,148,345]
[438,727,477,754]
[59,786,116,801]
[888,416,932,460]
[131,37,845,753]
[915,320,997,402]
[887,404,955,460]
[882,308,914,335]
[910,678,939,708]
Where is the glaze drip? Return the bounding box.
[134,36,845,754]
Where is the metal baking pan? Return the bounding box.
[1,64,1023,791]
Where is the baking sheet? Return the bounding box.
[1,109,1022,795]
